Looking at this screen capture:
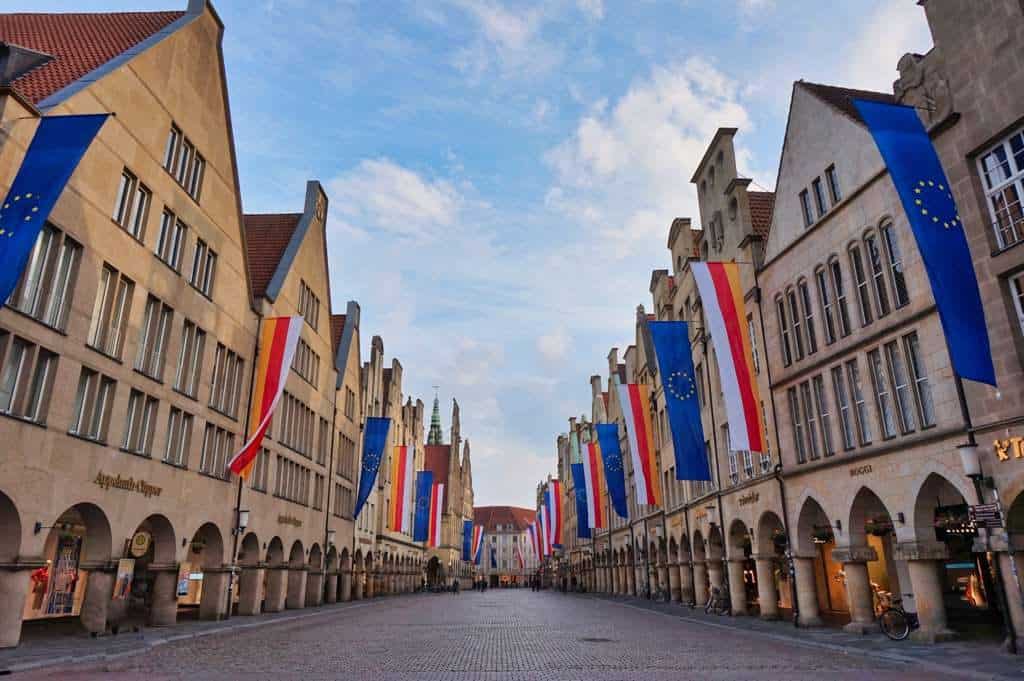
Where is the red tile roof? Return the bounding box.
[748,191,775,238]
[423,444,450,493]
[330,314,346,357]
[798,81,896,125]
[0,11,184,105]
[243,213,301,298]
[473,506,535,532]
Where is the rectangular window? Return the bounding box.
[313,473,325,510]
[868,349,898,439]
[849,245,873,326]
[187,154,205,201]
[831,366,856,450]
[123,389,159,456]
[291,338,320,385]
[799,381,821,460]
[799,189,814,227]
[88,265,134,359]
[845,359,872,445]
[1013,273,1024,338]
[174,320,206,398]
[695,363,705,407]
[298,280,320,330]
[903,332,935,428]
[830,259,852,337]
[812,375,835,456]
[747,315,761,374]
[156,210,187,271]
[189,239,217,297]
[885,340,916,434]
[344,387,356,421]
[865,233,892,317]
[250,447,270,492]
[164,124,205,201]
[788,387,807,464]
[198,423,233,480]
[0,335,57,424]
[787,289,805,360]
[776,298,793,366]
[978,128,1024,249]
[70,368,116,442]
[798,280,818,354]
[812,177,827,217]
[112,169,150,240]
[175,138,194,186]
[317,417,329,466]
[759,402,772,473]
[164,125,181,172]
[135,296,174,380]
[880,223,909,309]
[816,268,837,345]
[164,407,193,467]
[9,224,82,331]
[209,344,244,418]
[825,165,841,204]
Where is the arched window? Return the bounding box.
[786,287,805,360]
[828,257,852,337]
[728,197,738,222]
[863,230,891,317]
[848,242,873,326]
[879,220,909,308]
[797,278,817,354]
[814,266,836,345]
[776,295,793,367]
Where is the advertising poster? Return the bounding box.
[113,558,135,601]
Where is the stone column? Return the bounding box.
[792,556,822,626]
[727,559,748,615]
[657,562,669,600]
[627,562,636,596]
[365,569,376,598]
[707,560,724,594]
[895,542,955,643]
[668,562,681,602]
[199,569,229,621]
[148,567,179,625]
[264,566,288,612]
[832,546,877,634]
[692,561,708,605]
[753,555,779,620]
[0,566,31,648]
[286,568,307,609]
[324,572,338,604]
[80,566,114,635]
[997,550,1024,644]
[679,561,695,605]
[305,570,324,607]
[352,569,363,600]
[237,566,264,616]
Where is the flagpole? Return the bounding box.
[698,330,729,603]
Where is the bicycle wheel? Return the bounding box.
[879,608,910,640]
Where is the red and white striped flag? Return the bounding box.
[617,383,661,506]
[428,483,444,547]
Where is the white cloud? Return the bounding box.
[577,0,604,21]
[448,0,563,80]
[532,98,552,124]
[840,2,932,91]
[537,328,570,363]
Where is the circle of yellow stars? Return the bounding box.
[0,193,41,239]
[666,369,698,402]
[912,180,960,230]
[362,449,380,473]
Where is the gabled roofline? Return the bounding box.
[37,0,206,111]
[690,127,738,184]
[334,300,360,390]
[264,180,325,302]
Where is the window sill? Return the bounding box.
[198,471,230,483]
[160,458,188,471]
[208,406,239,422]
[163,166,203,205]
[133,367,165,386]
[67,431,107,447]
[111,218,146,246]
[172,387,199,402]
[250,486,267,494]
[188,283,213,302]
[85,344,124,365]
[992,238,1024,258]
[119,448,152,460]
[0,410,47,430]
[153,252,182,276]
[3,306,69,337]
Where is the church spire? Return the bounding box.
[427,389,443,445]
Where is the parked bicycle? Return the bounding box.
[878,597,919,641]
[704,586,730,615]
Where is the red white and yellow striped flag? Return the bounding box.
[228,316,303,478]
[617,383,661,506]
[390,445,414,533]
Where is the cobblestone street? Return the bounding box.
[15,591,1007,680]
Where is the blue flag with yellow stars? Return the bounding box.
[0,114,108,305]
[595,423,629,519]
[412,470,434,542]
[353,417,391,519]
[462,520,473,561]
[648,321,711,481]
[571,463,591,539]
[854,99,996,386]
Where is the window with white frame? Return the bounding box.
[164,124,205,201]
[880,222,909,308]
[199,422,234,479]
[816,267,837,345]
[747,315,761,374]
[799,190,814,228]
[88,264,134,359]
[298,280,320,330]
[189,239,217,297]
[845,359,872,445]
[978,128,1024,249]
[902,332,935,428]
[799,381,821,460]
[798,279,817,354]
[759,401,772,473]
[787,288,805,360]
[787,387,807,464]
[0,333,58,424]
[864,232,892,318]
[884,340,916,434]
[210,343,244,418]
[812,177,827,217]
[829,258,852,337]
[868,349,898,439]
[123,389,158,456]
[135,296,174,380]
[812,375,835,457]
[164,407,193,467]
[249,447,270,491]
[9,224,81,332]
[70,368,116,442]
[112,168,150,240]
[826,165,841,204]
[831,366,856,450]
[849,243,873,326]
[776,297,793,366]
[156,210,187,271]
[174,319,205,398]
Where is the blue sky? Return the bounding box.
[22,0,933,507]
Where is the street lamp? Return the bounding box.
[327,529,337,547]
[958,443,982,481]
[236,509,250,535]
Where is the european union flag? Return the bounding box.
[854,99,996,386]
[462,520,473,561]
[570,463,591,539]
[595,423,629,519]
[0,114,108,305]
[413,470,434,542]
[490,546,497,569]
[648,321,711,481]
[353,417,390,519]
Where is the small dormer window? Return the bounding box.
[712,215,724,252]
[676,255,683,273]
[709,166,717,188]
[728,197,738,222]
[700,180,707,196]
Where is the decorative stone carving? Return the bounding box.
[895,52,953,127]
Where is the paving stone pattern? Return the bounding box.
[11,591,1019,680]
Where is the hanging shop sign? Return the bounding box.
[94,471,162,498]
[739,492,760,507]
[968,502,1003,529]
[112,559,135,600]
[994,437,1023,462]
[129,531,152,558]
[278,515,302,527]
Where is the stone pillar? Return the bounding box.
[657,562,669,600]
[237,566,264,616]
[0,567,31,648]
[692,561,708,605]
[707,560,724,594]
[365,569,376,598]
[149,567,179,626]
[792,556,822,626]
[997,550,1024,645]
[895,542,955,643]
[352,569,363,600]
[679,561,695,605]
[199,569,229,621]
[286,568,307,609]
[668,562,681,602]
[324,572,338,604]
[833,546,877,634]
[754,556,779,620]
[305,570,324,608]
[264,567,288,613]
[627,562,636,596]
[727,559,748,615]
[80,567,114,635]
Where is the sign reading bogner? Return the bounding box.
[94,471,162,498]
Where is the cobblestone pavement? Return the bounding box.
[14,590,1012,680]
